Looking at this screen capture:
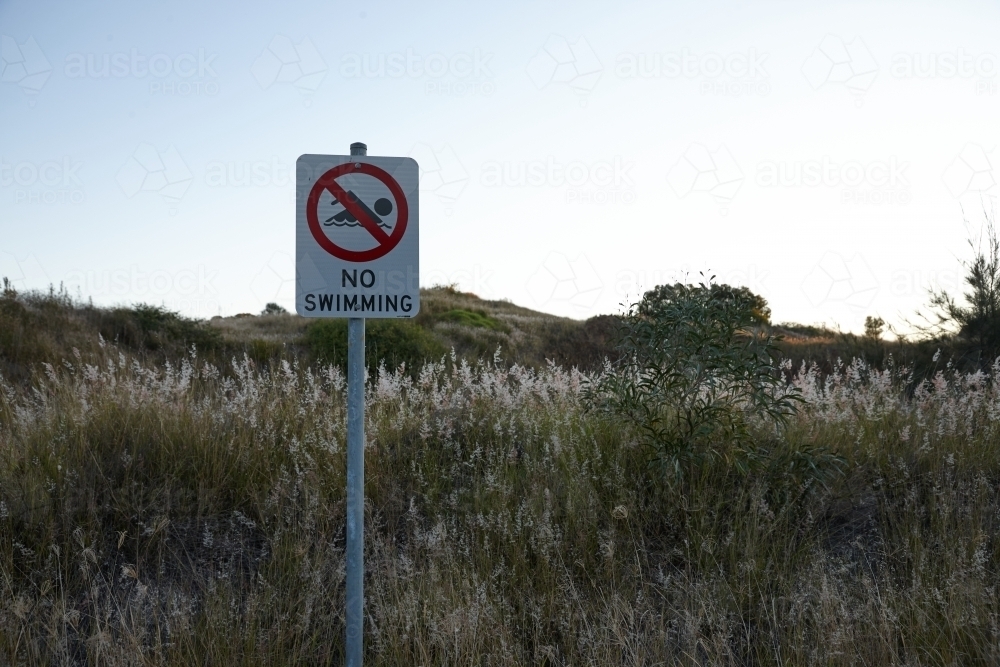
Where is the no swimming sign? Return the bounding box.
[295,152,419,318]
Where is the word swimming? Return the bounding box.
[303,292,415,314]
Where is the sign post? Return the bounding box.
[345,142,367,667]
[296,142,419,666]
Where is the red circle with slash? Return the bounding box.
[306,162,409,262]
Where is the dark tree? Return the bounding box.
[925,213,1000,366]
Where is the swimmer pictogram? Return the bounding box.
[305,162,409,263]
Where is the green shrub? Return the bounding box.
[588,280,802,477]
[436,308,505,331]
[306,318,446,373]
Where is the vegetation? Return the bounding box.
[588,280,808,478]
[306,317,447,374]
[435,308,505,331]
[864,315,885,340]
[925,215,1000,367]
[0,281,224,383]
[6,260,1000,663]
[0,283,618,386]
[411,285,618,369]
[261,302,289,316]
[3,326,1000,664]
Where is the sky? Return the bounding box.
[1,0,999,333]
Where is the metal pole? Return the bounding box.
[345,140,367,666]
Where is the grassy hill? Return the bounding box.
[0,279,943,389]
[0,283,617,385]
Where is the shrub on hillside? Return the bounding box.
[588,280,801,477]
[306,318,446,373]
[100,303,223,354]
[436,308,505,331]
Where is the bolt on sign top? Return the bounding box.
[296,153,420,318]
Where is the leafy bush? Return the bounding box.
[588,280,801,477]
[306,318,446,373]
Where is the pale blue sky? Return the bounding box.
[2,0,999,332]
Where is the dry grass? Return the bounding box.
[208,313,311,345]
[2,331,1000,664]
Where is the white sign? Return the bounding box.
[296,153,419,317]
